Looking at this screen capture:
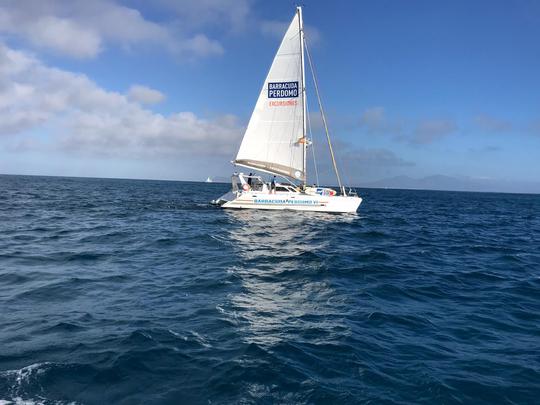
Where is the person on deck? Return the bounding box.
[270,176,276,194]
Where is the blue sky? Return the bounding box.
[1,0,539,191]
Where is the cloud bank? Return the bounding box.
[358,107,458,144]
[0,0,246,59]
[0,43,243,158]
[474,114,512,133]
[127,85,166,105]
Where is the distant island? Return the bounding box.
[357,175,540,194]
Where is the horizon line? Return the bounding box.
[1,172,539,196]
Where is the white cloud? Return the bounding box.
[474,114,512,132]
[359,107,403,135]
[360,107,387,131]
[0,1,324,62]
[24,16,102,58]
[530,120,540,135]
[260,20,289,38]
[358,107,458,145]
[154,0,251,30]
[0,43,243,158]
[127,85,166,105]
[412,119,457,144]
[0,0,231,59]
[173,34,224,59]
[308,138,413,184]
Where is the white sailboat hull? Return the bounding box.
[215,191,362,213]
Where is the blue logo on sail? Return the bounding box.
[268,82,299,98]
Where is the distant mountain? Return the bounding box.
[358,175,540,194]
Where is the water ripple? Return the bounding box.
[1,175,539,404]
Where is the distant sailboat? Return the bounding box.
[212,6,362,213]
[205,177,213,183]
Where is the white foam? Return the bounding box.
[0,363,77,405]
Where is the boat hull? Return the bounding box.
[214,191,362,213]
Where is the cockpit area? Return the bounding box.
[231,173,300,194]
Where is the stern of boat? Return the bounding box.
[211,191,237,206]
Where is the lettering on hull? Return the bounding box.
[254,198,320,206]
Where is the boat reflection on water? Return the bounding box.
[218,210,358,347]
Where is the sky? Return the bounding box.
[0,0,539,191]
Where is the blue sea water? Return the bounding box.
[0,174,539,404]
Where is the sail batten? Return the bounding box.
[234,9,305,181]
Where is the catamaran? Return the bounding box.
[212,6,362,213]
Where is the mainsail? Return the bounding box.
[235,8,306,181]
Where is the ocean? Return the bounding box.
[0,174,539,404]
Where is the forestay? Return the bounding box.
[235,10,305,181]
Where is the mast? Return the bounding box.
[298,6,307,187]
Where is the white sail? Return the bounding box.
[235,9,306,181]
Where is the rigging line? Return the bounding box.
[280,175,301,188]
[303,38,346,196]
[306,101,320,186]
